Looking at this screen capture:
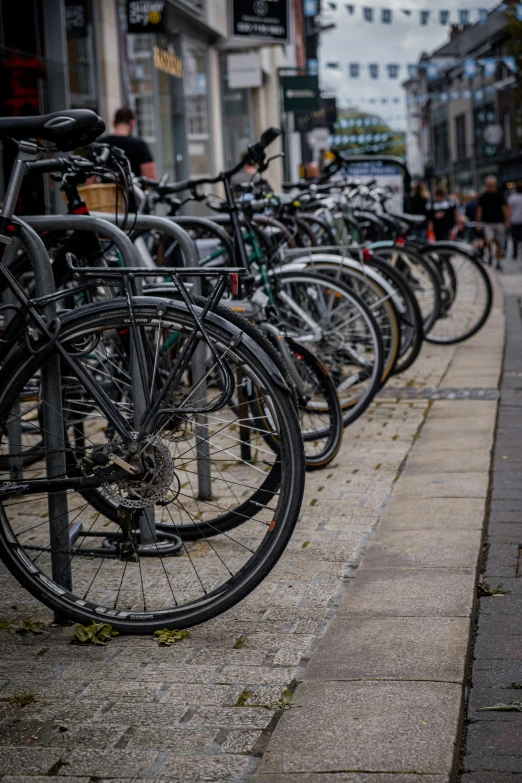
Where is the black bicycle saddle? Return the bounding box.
[0,109,106,152]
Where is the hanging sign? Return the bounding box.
[65,0,87,38]
[227,52,262,88]
[295,113,314,132]
[127,0,166,33]
[281,75,320,112]
[483,124,503,145]
[231,0,290,43]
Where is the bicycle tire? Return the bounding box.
[273,271,384,427]
[0,297,305,632]
[420,244,493,345]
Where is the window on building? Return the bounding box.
[66,0,98,110]
[123,31,158,160]
[433,122,449,168]
[183,38,211,176]
[220,52,254,171]
[504,112,512,150]
[455,114,466,160]
[474,103,495,150]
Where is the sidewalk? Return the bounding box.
[0,271,504,782]
[459,258,522,782]
[255,270,504,783]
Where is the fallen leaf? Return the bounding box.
[478,583,508,597]
[478,702,522,712]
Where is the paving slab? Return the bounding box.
[429,400,497,419]
[397,449,491,474]
[381,497,486,530]
[254,776,448,783]
[255,680,462,776]
[393,471,489,498]
[362,529,483,569]
[411,429,494,453]
[338,567,476,617]
[304,616,470,682]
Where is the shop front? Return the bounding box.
[0,0,101,208]
[119,0,216,182]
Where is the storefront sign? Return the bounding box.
[312,97,338,132]
[281,75,320,112]
[127,0,166,33]
[294,113,314,132]
[153,46,183,78]
[65,0,87,38]
[231,0,290,43]
[227,52,262,89]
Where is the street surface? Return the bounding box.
[0,270,504,782]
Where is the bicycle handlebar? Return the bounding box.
[26,157,74,174]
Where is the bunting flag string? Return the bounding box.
[328,56,518,79]
[336,113,403,129]
[405,82,505,106]
[334,4,506,26]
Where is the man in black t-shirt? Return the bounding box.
[477,176,509,270]
[426,186,460,241]
[103,107,157,179]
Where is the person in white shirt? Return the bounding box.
[508,181,522,260]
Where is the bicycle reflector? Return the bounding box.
[396,237,406,246]
[231,273,239,296]
[363,248,373,261]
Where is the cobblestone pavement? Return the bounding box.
[0,313,500,781]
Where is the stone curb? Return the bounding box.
[253,270,504,782]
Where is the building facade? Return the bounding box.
[0,0,309,206]
[403,8,521,193]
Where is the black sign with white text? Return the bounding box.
[231,0,289,43]
[127,0,166,33]
[65,0,87,38]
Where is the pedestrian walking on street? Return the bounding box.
[476,175,509,270]
[409,181,429,241]
[103,106,157,179]
[426,185,460,241]
[508,180,522,261]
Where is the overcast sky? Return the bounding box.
[318,1,499,130]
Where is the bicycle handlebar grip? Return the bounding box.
[26,157,70,174]
[168,178,194,193]
[259,127,281,150]
[282,181,304,189]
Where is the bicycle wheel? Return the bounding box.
[0,298,305,632]
[290,257,400,384]
[273,271,384,427]
[420,244,493,344]
[209,304,343,470]
[371,244,441,333]
[368,256,424,375]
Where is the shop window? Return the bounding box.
[183,38,211,176]
[66,0,98,110]
[504,112,512,151]
[220,52,254,171]
[433,122,449,168]
[455,114,466,161]
[474,103,495,148]
[123,31,158,160]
